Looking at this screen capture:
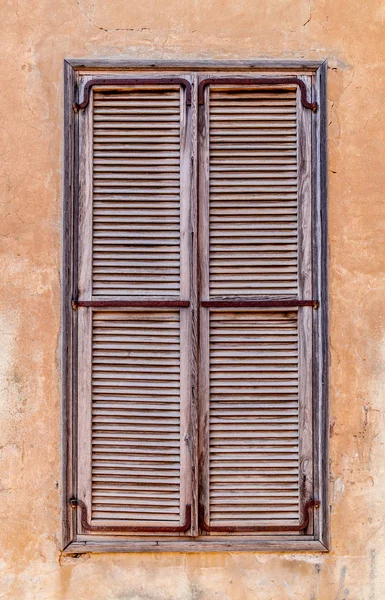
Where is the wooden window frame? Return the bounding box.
[62,59,328,553]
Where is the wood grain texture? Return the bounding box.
[78,77,94,300]
[77,307,93,514]
[67,59,324,72]
[62,60,76,548]
[188,76,199,535]
[63,538,328,553]
[197,83,211,529]
[314,61,329,549]
[297,76,313,301]
[297,76,314,530]
[179,79,194,528]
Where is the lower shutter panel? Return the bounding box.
[91,310,181,524]
[209,310,300,526]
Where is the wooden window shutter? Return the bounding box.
[198,78,319,535]
[65,64,328,552]
[74,78,194,534]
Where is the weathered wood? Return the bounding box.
[74,75,195,534]
[77,308,93,519]
[297,75,314,532]
[66,59,325,72]
[188,75,199,536]
[63,538,328,553]
[62,59,76,549]
[179,76,194,531]
[197,83,211,533]
[207,86,299,298]
[88,310,184,527]
[297,76,313,302]
[91,87,182,298]
[314,60,329,549]
[64,62,328,551]
[197,77,318,536]
[77,75,94,301]
[207,310,302,529]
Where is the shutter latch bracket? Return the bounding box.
[198,76,318,112]
[70,498,192,534]
[73,77,192,111]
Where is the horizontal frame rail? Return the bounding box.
[72,300,190,309]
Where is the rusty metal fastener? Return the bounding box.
[73,77,192,111]
[199,499,320,533]
[198,76,318,112]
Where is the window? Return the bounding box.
[63,61,328,552]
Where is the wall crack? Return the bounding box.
[76,0,150,33]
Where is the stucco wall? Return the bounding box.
[0,0,385,597]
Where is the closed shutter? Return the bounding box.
[75,78,193,533]
[198,79,315,534]
[67,68,326,550]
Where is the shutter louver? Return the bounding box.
[91,310,181,523]
[76,80,192,533]
[199,80,314,534]
[92,88,181,297]
[208,88,298,297]
[209,310,299,525]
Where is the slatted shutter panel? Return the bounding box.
[91,310,182,523]
[76,78,193,534]
[198,79,315,534]
[92,87,181,297]
[208,310,300,524]
[208,88,298,297]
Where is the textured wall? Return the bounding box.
[0,0,385,598]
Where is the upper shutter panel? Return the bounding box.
[92,87,182,297]
[208,87,298,297]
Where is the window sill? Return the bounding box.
[63,538,329,554]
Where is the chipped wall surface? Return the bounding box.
[0,0,385,598]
